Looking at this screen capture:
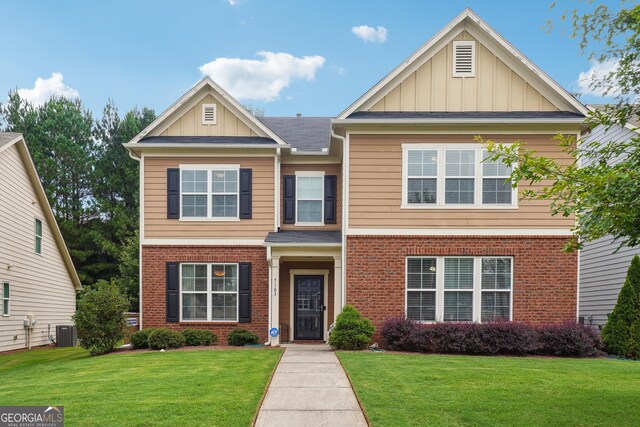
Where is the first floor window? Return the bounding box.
[406,256,512,323]
[2,282,9,316]
[35,218,43,254]
[181,263,238,322]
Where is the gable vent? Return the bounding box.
[202,103,217,125]
[453,41,476,77]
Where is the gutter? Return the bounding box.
[123,143,290,150]
[331,118,586,125]
[331,128,348,310]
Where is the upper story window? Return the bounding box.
[296,173,324,225]
[2,282,9,316]
[402,144,516,209]
[35,218,43,255]
[181,166,239,220]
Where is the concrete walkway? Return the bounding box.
[255,344,368,427]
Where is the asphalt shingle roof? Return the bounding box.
[138,136,277,145]
[264,230,342,245]
[260,117,332,152]
[345,111,585,120]
[0,132,21,149]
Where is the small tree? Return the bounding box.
[73,279,129,356]
[329,305,375,350]
[602,255,640,359]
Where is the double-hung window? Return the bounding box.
[406,256,513,323]
[2,282,9,316]
[35,218,43,255]
[181,263,238,322]
[180,166,239,220]
[296,173,324,224]
[403,144,515,207]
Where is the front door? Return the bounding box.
[294,275,324,340]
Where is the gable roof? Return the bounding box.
[126,77,287,145]
[337,8,589,119]
[0,133,82,291]
[259,117,332,152]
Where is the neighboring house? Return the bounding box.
[0,133,82,352]
[579,118,640,328]
[125,9,589,345]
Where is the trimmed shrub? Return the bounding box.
[329,305,375,350]
[227,328,259,346]
[148,328,186,350]
[73,280,129,356]
[380,318,602,357]
[182,329,218,346]
[131,328,156,349]
[538,323,603,357]
[602,255,640,359]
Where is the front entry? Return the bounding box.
[294,275,324,340]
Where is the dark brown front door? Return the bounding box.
[294,275,324,340]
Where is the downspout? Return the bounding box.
[330,129,348,309]
[126,147,143,328]
[265,246,272,345]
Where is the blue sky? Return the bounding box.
[1,0,617,118]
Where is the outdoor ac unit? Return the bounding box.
[56,325,77,347]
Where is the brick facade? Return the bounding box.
[346,235,577,336]
[141,245,269,343]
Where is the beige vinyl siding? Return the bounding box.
[348,134,574,229]
[280,164,342,230]
[159,94,258,137]
[369,31,558,113]
[0,145,76,352]
[144,156,275,239]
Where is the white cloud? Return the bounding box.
[199,51,325,102]
[17,73,79,106]
[227,0,246,6]
[351,25,388,43]
[576,60,620,97]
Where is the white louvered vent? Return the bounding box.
[202,103,217,125]
[453,41,476,77]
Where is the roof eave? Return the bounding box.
[263,242,343,247]
[332,118,586,125]
[123,142,289,150]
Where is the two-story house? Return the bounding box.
[125,9,588,345]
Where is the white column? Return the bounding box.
[333,256,343,323]
[269,256,280,346]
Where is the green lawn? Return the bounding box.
[338,352,640,427]
[0,347,282,426]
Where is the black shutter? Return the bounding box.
[283,175,296,224]
[238,262,251,323]
[167,168,180,219]
[239,168,252,219]
[324,175,337,224]
[166,262,179,322]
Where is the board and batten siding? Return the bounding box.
[0,144,76,352]
[280,163,342,230]
[348,134,575,229]
[579,124,640,327]
[159,94,258,138]
[144,156,275,239]
[369,31,558,113]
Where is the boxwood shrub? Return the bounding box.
[329,305,375,350]
[227,328,259,346]
[182,329,218,346]
[130,328,156,349]
[381,317,602,357]
[148,328,186,350]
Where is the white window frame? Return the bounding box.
[179,165,240,221]
[295,171,325,226]
[179,263,239,322]
[35,217,43,255]
[405,256,513,323]
[452,40,476,77]
[481,150,514,205]
[402,144,517,209]
[2,281,9,317]
[201,103,217,125]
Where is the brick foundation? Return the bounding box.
[346,235,577,337]
[141,245,269,343]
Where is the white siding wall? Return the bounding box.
[0,145,77,351]
[579,124,640,326]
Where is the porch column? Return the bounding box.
[269,256,280,346]
[333,256,343,323]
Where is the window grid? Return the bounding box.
[402,145,517,208]
[35,218,43,255]
[180,166,240,220]
[482,150,513,204]
[407,150,438,205]
[2,282,9,316]
[296,174,324,224]
[405,256,513,323]
[211,170,238,218]
[180,263,239,322]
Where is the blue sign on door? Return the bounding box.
[269,327,279,337]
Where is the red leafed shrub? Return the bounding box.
[381,318,602,358]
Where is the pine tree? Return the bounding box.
[602,255,640,359]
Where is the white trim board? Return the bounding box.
[141,239,265,246]
[346,228,573,236]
